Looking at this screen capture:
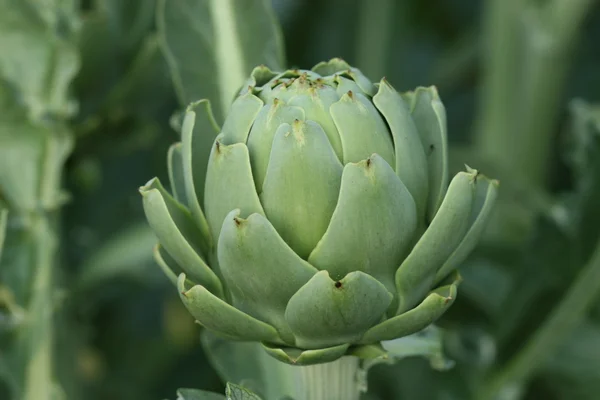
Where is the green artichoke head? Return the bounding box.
[140,58,498,365]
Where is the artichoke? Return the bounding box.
[140,58,497,365]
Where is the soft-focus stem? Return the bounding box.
[292,357,365,400]
[478,237,600,400]
[9,132,71,400]
[21,213,59,400]
[476,0,523,174]
[475,0,594,240]
[355,0,395,80]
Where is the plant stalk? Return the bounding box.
[478,237,600,399]
[21,212,59,400]
[355,0,395,80]
[292,357,365,400]
[475,0,594,241]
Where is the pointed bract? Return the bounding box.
[374,79,429,226]
[406,87,449,222]
[204,139,265,246]
[181,100,219,248]
[140,178,223,298]
[262,343,350,366]
[246,100,306,191]
[167,143,186,206]
[285,271,392,349]
[435,175,499,282]
[178,274,282,343]
[218,210,317,345]
[361,279,459,343]
[331,91,395,166]
[260,120,343,258]
[220,92,263,144]
[395,171,475,313]
[309,155,417,312]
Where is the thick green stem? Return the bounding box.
[478,237,600,399]
[292,357,365,400]
[476,0,524,174]
[0,130,72,399]
[21,213,59,400]
[475,0,594,241]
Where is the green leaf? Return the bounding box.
[172,384,263,400]
[225,383,263,400]
[157,0,285,121]
[102,0,158,52]
[176,388,226,400]
[379,326,454,371]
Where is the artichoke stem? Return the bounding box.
[292,356,366,400]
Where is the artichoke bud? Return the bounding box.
[141,58,498,365]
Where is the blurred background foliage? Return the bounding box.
[0,0,599,399]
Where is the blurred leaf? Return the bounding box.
[75,223,157,292]
[76,5,175,130]
[541,321,600,399]
[0,208,6,260]
[379,326,454,371]
[563,99,600,260]
[157,0,285,121]
[103,34,176,122]
[0,0,79,119]
[101,0,158,53]
[459,257,513,320]
[365,357,470,400]
[358,326,455,374]
[176,388,225,400]
[75,8,123,118]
